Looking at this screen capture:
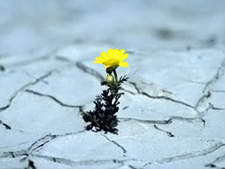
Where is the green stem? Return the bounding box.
[112,69,118,83]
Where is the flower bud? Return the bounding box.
[106,75,114,84]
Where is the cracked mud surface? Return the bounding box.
[1,1,225,169]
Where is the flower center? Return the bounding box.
[104,58,119,67]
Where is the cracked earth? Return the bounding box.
[1,1,225,169]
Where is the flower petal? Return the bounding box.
[101,52,108,59]
[119,62,129,67]
[96,57,105,61]
[94,60,103,64]
[120,53,129,61]
[120,49,125,54]
[108,49,115,56]
[105,65,110,68]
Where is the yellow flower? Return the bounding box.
[94,49,129,68]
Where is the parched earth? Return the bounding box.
[1,1,225,169]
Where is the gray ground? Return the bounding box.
[1,1,225,169]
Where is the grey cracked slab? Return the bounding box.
[1,1,225,169]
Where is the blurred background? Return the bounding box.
[0,0,225,57]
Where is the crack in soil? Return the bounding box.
[102,134,127,156]
[75,61,105,81]
[128,81,195,110]
[0,72,54,112]
[195,57,225,110]
[153,124,175,137]
[0,119,11,130]
[25,89,81,109]
[147,142,225,166]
